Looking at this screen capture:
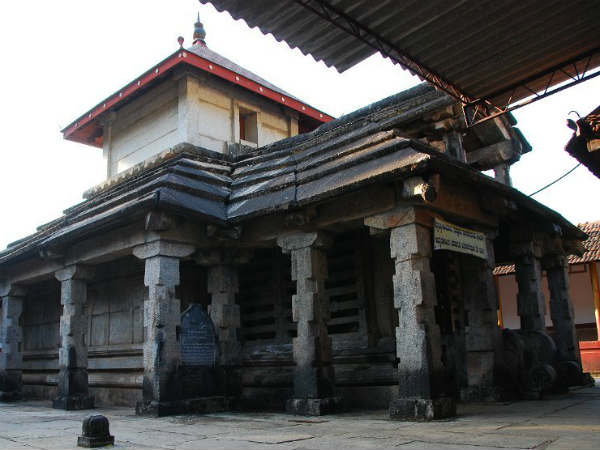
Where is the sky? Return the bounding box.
[0,0,598,250]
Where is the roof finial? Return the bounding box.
[193,12,206,47]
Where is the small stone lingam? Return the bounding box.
[77,415,114,448]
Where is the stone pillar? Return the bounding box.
[388,223,455,420]
[513,242,546,332]
[196,250,250,367]
[0,283,26,402]
[277,232,340,415]
[133,241,195,416]
[543,256,580,363]
[461,239,501,401]
[53,265,95,410]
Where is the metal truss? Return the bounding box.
[463,47,600,126]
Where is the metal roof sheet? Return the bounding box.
[201,0,600,116]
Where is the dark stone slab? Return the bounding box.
[181,304,218,367]
[53,394,95,411]
[227,185,296,220]
[296,148,428,204]
[136,396,233,417]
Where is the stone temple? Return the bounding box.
[0,18,590,419]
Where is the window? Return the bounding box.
[239,107,258,145]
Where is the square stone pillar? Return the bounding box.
[513,242,546,332]
[133,241,195,416]
[53,265,95,410]
[277,232,340,416]
[196,250,252,366]
[460,238,501,401]
[389,223,455,420]
[543,255,583,385]
[0,283,26,402]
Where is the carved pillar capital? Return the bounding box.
[0,281,26,298]
[194,248,252,266]
[55,264,95,283]
[132,240,195,260]
[277,231,332,253]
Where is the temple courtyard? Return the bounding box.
[0,383,598,450]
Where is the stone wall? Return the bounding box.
[21,280,61,400]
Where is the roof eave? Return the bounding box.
[62,48,334,148]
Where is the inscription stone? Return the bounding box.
[181,304,218,367]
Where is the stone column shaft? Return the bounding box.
[133,240,194,416]
[461,239,501,401]
[207,265,241,365]
[514,244,547,332]
[389,223,455,420]
[278,232,339,415]
[544,256,580,364]
[54,265,94,410]
[0,284,25,401]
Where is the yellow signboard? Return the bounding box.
[433,218,487,259]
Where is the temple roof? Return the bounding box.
[62,37,333,147]
[0,85,584,267]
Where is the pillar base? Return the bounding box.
[460,386,502,402]
[77,434,114,448]
[0,391,22,402]
[52,394,94,410]
[389,397,456,421]
[286,397,343,416]
[136,396,233,417]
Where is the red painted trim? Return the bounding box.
[580,340,600,374]
[63,49,333,147]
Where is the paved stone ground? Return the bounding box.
[0,385,599,450]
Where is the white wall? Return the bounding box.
[104,73,300,178]
[108,79,180,177]
[497,263,597,330]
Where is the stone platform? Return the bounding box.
[0,382,598,450]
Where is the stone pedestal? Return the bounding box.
[460,239,501,401]
[0,284,25,402]
[278,232,341,415]
[53,266,95,410]
[389,223,455,420]
[133,241,195,416]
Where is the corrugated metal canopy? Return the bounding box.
[200,0,600,120]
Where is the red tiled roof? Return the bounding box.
[62,44,333,148]
[571,221,600,264]
[494,220,600,275]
